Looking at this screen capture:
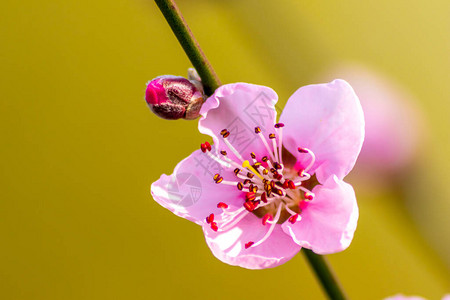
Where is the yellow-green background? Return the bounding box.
[1,0,449,299]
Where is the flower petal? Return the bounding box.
[203,213,301,269]
[199,83,278,161]
[280,79,364,183]
[151,149,243,225]
[282,175,358,254]
[383,295,428,300]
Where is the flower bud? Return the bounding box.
[145,75,204,120]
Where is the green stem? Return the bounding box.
[302,249,348,300]
[154,1,348,298]
[154,0,221,96]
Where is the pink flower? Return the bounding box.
[384,295,428,300]
[317,63,426,185]
[384,294,450,300]
[151,80,364,269]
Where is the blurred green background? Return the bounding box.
[1,0,449,299]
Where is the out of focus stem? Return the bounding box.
[302,249,348,300]
[154,1,347,299]
[154,0,221,96]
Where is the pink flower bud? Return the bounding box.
[145,75,204,120]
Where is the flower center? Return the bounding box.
[200,123,317,249]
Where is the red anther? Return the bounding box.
[217,202,228,209]
[220,129,228,136]
[254,127,261,134]
[304,192,314,201]
[299,200,309,211]
[274,173,283,180]
[213,174,223,184]
[268,133,276,139]
[250,152,256,159]
[234,168,240,175]
[244,201,255,212]
[248,184,254,192]
[298,147,308,153]
[253,200,260,206]
[251,186,258,193]
[262,179,268,184]
[200,143,207,153]
[210,222,218,232]
[274,188,283,196]
[245,241,254,249]
[288,214,299,224]
[247,172,254,178]
[237,182,243,190]
[220,150,227,156]
[298,170,305,177]
[273,162,282,170]
[260,193,268,203]
[288,180,296,190]
[265,185,272,195]
[223,131,230,138]
[206,213,214,224]
[254,162,261,168]
[274,123,285,128]
[270,168,276,173]
[283,181,289,189]
[243,179,251,185]
[270,181,275,188]
[262,156,268,162]
[262,169,269,175]
[204,141,211,151]
[262,214,273,225]
[245,192,256,201]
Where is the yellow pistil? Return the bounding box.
[242,160,264,180]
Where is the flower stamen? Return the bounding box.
[203,126,319,248]
[269,133,280,163]
[298,147,316,173]
[221,129,244,162]
[246,203,283,248]
[262,214,273,225]
[219,209,250,232]
[255,127,276,162]
[275,123,284,166]
[217,202,228,209]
